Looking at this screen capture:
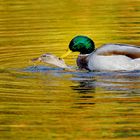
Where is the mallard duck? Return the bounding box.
[31,53,69,69]
[61,35,140,71]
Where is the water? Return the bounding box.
[0,0,140,139]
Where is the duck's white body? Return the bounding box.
[88,54,140,71]
[85,44,140,71]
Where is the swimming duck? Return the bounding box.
[61,35,140,71]
[31,53,69,69]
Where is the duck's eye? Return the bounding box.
[42,55,46,57]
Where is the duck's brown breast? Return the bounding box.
[76,55,89,70]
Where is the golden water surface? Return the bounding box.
[0,0,140,139]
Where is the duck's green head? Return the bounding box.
[69,35,95,54]
[61,35,95,58]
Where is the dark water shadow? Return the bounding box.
[70,70,140,96]
[21,66,140,95]
[22,65,64,72]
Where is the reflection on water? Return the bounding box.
[71,70,140,93]
[0,66,140,139]
[0,0,140,139]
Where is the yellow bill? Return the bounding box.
[60,49,72,58]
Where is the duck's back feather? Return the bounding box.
[87,44,140,71]
[95,44,140,59]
